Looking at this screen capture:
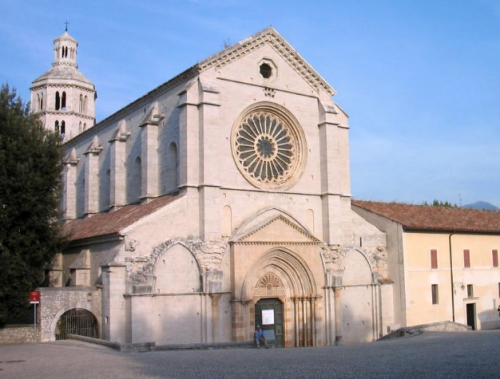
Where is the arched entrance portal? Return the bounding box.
[255,298,284,347]
[239,248,318,348]
[55,308,98,340]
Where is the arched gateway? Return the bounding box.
[55,308,99,340]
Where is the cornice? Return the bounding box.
[67,233,123,247]
[30,83,95,92]
[63,66,199,150]
[239,215,320,243]
[35,110,94,120]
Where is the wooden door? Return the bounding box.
[255,298,284,347]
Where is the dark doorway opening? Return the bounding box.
[55,308,99,340]
[466,303,476,330]
[255,298,284,347]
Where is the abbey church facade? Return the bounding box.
[30,28,395,347]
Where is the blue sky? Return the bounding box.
[1,0,499,207]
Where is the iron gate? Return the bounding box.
[55,308,99,340]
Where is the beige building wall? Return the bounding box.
[403,232,500,330]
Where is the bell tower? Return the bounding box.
[30,28,96,141]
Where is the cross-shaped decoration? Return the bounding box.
[65,21,69,32]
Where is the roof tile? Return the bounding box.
[64,193,181,241]
[352,200,500,233]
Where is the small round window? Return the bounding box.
[259,63,273,79]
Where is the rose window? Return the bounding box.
[232,105,306,190]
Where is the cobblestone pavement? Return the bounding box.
[1,331,500,378]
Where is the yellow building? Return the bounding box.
[353,201,500,331]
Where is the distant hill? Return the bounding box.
[462,201,499,211]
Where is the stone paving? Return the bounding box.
[1,331,500,378]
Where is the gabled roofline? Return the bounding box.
[63,27,335,149]
[198,27,336,97]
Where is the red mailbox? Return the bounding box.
[30,291,40,303]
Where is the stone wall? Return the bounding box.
[0,325,40,344]
[39,287,102,342]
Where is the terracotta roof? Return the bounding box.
[352,200,500,234]
[64,193,181,241]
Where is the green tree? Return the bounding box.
[0,84,65,325]
[424,199,458,208]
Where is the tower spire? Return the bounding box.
[65,21,69,32]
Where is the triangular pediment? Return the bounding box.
[239,215,320,243]
[198,27,335,97]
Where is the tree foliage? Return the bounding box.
[0,84,65,325]
[422,199,459,208]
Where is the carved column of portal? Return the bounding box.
[311,297,316,347]
[293,298,299,347]
[210,294,221,343]
[301,297,307,347]
[334,287,343,345]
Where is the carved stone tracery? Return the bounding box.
[254,272,286,297]
[232,103,307,191]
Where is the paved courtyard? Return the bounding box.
[1,331,499,378]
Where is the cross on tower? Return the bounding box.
[65,21,69,32]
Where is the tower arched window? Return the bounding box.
[55,121,59,133]
[84,96,88,113]
[55,92,60,111]
[40,93,43,110]
[60,121,66,137]
[83,123,87,131]
[37,94,40,111]
[79,122,82,133]
[61,92,66,110]
[79,94,83,112]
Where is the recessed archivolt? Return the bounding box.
[241,247,316,301]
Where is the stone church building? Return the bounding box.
[30,27,395,347]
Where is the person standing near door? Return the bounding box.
[254,326,269,348]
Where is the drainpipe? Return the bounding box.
[448,233,455,322]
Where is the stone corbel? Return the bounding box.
[205,269,223,293]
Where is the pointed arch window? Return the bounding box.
[61,121,66,137]
[79,121,82,133]
[61,92,66,110]
[79,94,83,112]
[55,92,60,111]
[40,93,43,110]
[83,123,87,131]
[55,121,60,133]
[83,95,88,113]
